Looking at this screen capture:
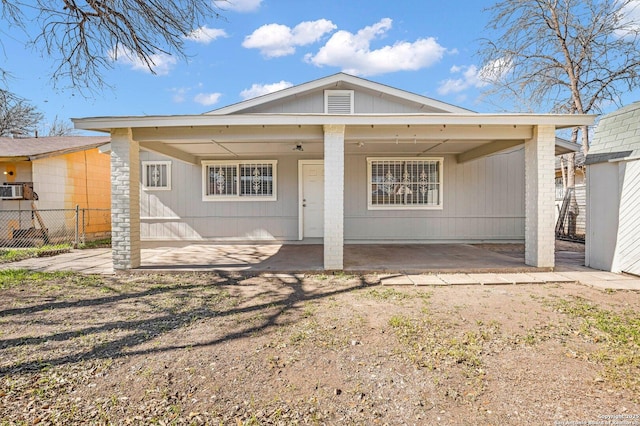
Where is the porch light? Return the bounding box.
[293,143,304,152]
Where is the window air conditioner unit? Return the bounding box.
[0,184,24,200]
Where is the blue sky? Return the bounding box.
[2,0,639,134]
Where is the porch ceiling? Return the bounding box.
[130,123,560,162]
[74,113,595,164]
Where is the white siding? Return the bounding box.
[617,160,640,275]
[586,102,640,274]
[141,149,526,243]
[140,151,299,241]
[344,150,525,242]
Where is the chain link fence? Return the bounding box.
[0,207,111,248]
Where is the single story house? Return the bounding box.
[73,73,594,270]
[0,136,111,244]
[585,102,640,275]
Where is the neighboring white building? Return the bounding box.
[586,102,640,275]
[73,73,594,270]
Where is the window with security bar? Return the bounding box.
[142,161,171,190]
[202,160,277,201]
[367,158,443,209]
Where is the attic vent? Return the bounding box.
[325,90,354,114]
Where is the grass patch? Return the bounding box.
[78,238,111,249]
[364,288,412,301]
[0,269,103,291]
[0,243,72,264]
[388,313,500,401]
[363,287,432,302]
[553,297,640,393]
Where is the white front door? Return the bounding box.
[299,161,324,239]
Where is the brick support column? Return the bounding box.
[323,124,345,270]
[110,128,141,270]
[524,125,556,267]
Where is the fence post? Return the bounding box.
[74,205,79,248]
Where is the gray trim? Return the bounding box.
[584,151,633,165]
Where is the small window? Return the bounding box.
[142,161,171,190]
[325,90,354,114]
[367,158,443,210]
[202,160,277,201]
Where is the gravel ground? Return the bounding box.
[0,269,639,425]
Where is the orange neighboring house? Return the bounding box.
[0,136,111,243]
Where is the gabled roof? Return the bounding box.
[207,72,474,115]
[0,136,111,161]
[586,101,640,164]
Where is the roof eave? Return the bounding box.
[73,113,597,131]
[1,142,111,161]
[555,137,582,155]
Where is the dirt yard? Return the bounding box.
[1,270,639,425]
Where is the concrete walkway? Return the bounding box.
[1,244,639,291]
[378,270,640,291]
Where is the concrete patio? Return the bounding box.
[138,242,539,273]
[2,242,639,291]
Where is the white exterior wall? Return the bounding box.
[344,150,525,242]
[32,157,67,210]
[586,162,621,271]
[140,148,526,244]
[140,152,300,241]
[587,160,640,274]
[616,160,640,275]
[586,101,640,275]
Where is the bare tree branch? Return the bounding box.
[1,0,222,93]
[0,90,43,137]
[42,115,77,136]
[479,0,640,146]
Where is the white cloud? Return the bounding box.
[437,65,486,95]
[169,83,206,103]
[240,80,294,100]
[437,59,512,95]
[214,0,262,12]
[194,92,222,106]
[109,46,177,75]
[305,18,446,76]
[616,0,640,37]
[477,57,513,83]
[242,19,336,58]
[170,87,189,103]
[185,25,227,44]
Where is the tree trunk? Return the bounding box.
[581,125,589,156]
[566,152,575,188]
